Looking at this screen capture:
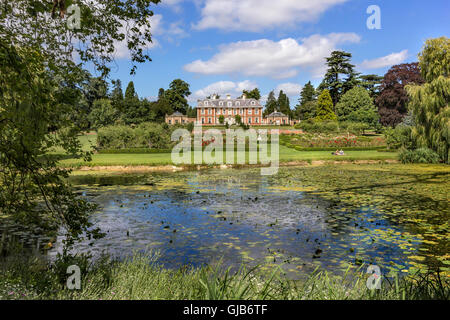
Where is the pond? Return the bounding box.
[40,165,448,279]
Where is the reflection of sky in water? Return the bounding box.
[48,170,423,278]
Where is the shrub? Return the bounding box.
[384,125,414,150]
[399,148,440,164]
[296,120,340,133]
[346,122,370,135]
[335,87,378,126]
[315,89,337,121]
[97,122,175,150]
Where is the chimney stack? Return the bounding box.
[227,94,231,100]
[242,93,247,100]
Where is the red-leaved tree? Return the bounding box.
[376,63,424,127]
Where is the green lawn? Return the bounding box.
[59,145,398,168]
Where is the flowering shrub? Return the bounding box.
[201,137,215,147]
[282,133,386,148]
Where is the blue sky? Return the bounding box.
[100,0,449,106]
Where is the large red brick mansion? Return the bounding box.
[197,94,264,126]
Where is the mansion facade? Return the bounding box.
[197,94,264,126]
[166,94,295,126]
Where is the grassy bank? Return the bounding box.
[58,146,398,168]
[0,253,447,300]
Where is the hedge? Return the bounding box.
[292,146,387,152]
[98,148,172,154]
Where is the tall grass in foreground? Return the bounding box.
[0,253,448,300]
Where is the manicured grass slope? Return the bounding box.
[59,145,397,167]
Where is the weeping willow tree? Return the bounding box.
[406,37,450,164]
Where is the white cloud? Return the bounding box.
[193,0,349,32]
[359,50,409,69]
[191,80,258,101]
[275,83,302,97]
[184,33,361,79]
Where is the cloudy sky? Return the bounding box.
[102,0,448,105]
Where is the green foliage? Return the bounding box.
[121,82,153,125]
[359,74,383,100]
[384,126,414,150]
[319,51,360,105]
[1,253,448,300]
[0,42,100,244]
[399,148,440,164]
[315,90,337,122]
[98,148,171,154]
[242,88,261,100]
[296,120,339,133]
[1,0,161,76]
[295,81,317,120]
[0,0,161,245]
[218,115,225,124]
[277,90,291,118]
[335,87,379,126]
[186,122,194,133]
[164,79,191,114]
[345,122,370,135]
[295,100,317,120]
[97,123,175,150]
[234,114,241,124]
[406,37,450,163]
[377,63,424,127]
[88,99,119,130]
[299,81,316,106]
[264,91,277,116]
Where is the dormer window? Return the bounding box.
[228,102,232,107]
[251,101,255,105]
[236,102,240,106]
[205,101,209,106]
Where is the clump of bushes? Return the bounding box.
[399,148,441,164]
[295,120,371,135]
[384,125,414,150]
[97,122,180,150]
[295,120,339,133]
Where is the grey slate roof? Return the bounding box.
[169,111,185,117]
[266,111,288,118]
[197,98,262,108]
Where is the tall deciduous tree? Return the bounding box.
[376,63,424,127]
[319,51,359,106]
[406,37,450,163]
[88,99,119,129]
[165,79,191,114]
[359,74,383,99]
[242,88,261,100]
[335,87,379,126]
[315,90,337,122]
